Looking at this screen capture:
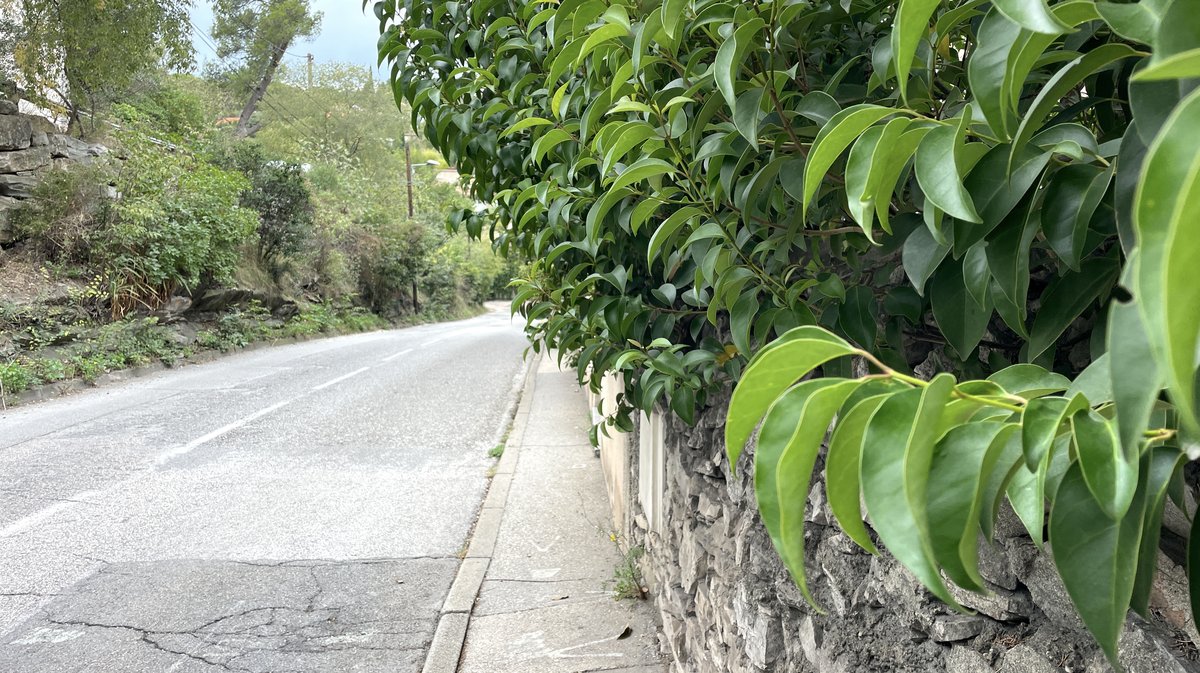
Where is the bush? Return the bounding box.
[16,130,258,317]
[212,142,315,281]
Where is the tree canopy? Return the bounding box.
[0,0,193,131]
[377,0,1200,665]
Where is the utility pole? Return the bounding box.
[403,137,419,313]
[404,138,415,218]
[306,53,314,89]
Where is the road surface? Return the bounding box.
[0,304,529,672]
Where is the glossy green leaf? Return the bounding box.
[1131,447,1184,616]
[802,105,899,215]
[1010,44,1143,170]
[725,327,859,470]
[1134,48,1200,81]
[773,380,865,606]
[988,364,1070,398]
[1096,1,1164,45]
[930,259,993,359]
[892,0,941,101]
[715,18,767,117]
[1072,409,1139,521]
[1027,254,1120,362]
[1042,164,1114,271]
[928,422,1017,590]
[1108,287,1163,456]
[1139,88,1200,437]
[992,0,1072,34]
[915,113,982,224]
[1022,395,1087,472]
[903,224,949,297]
[862,378,963,608]
[1050,463,1142,667]
[826,395,888,555]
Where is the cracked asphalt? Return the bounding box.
[0,304,529,672]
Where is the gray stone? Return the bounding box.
[948,582,1035,622]
[0,172,39,198]
[0,115,31,150]
[997,644,1059,673]
[1022,547,1086,632]
[0,147,51,174]
[945,646,993,673]
[21,114,56,135]
[0,195,18,243]
[0,100,16,115]
[1082,618,1195,673]
[930,615,987,643]
[29,131,48,147]
[48,133,90,160]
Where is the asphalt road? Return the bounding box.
[0,304,530,672]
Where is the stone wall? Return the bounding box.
[0,88,107,245]
[624,391,1200,673]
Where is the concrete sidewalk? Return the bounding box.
[424,356,665,673]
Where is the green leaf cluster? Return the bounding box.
[378,0,1200,663]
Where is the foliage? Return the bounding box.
[16,128,258,316]
[214,142,316,280]
[1,0,192,132]
[209,0,321,136]
[379,0,1200,664]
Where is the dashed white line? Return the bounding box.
[311,367,370,391]
[382,348,414,363]
[421,338,444,347]
[155,397,298,466]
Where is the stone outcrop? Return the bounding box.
[626,392,1200,673]
[0,96,107,245]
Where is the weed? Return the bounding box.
[610,541,647,601]
[488,443,505,459]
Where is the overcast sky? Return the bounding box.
[189,2,384,72]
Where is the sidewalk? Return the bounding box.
[424,356,665,673]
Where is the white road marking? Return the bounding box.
[382,348,414,363]
[155,398,297,466]
[311,367,370,391]
[421,338,444,347]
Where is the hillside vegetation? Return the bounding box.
[0,66,517,402]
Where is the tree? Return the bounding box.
[378,0,1200,666]
[0,0,192,133]
[209,0,321,138]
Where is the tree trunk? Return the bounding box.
[235,42,288,139]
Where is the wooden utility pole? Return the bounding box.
[404,139,415,218]
[306,53,314,88]
[404,137,419,312]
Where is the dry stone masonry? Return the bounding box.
[625,392,1200,673]
[0,86,107,245]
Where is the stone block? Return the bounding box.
[21,114,57,135]
[930,615,987,643]
[48,133,91,160]
[1021,546,1086,632]
[30,131,48,147]
[945,646,993,673]
[0,100,16,115]
[0,172,39,198]
[0,146,50,174]
[997,644,1059,673]
[0,199,17,244]
[0,115,31,151]
[948,581,1035,622]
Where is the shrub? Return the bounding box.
[17,130,258,317]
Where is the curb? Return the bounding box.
[421,353,540,673]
